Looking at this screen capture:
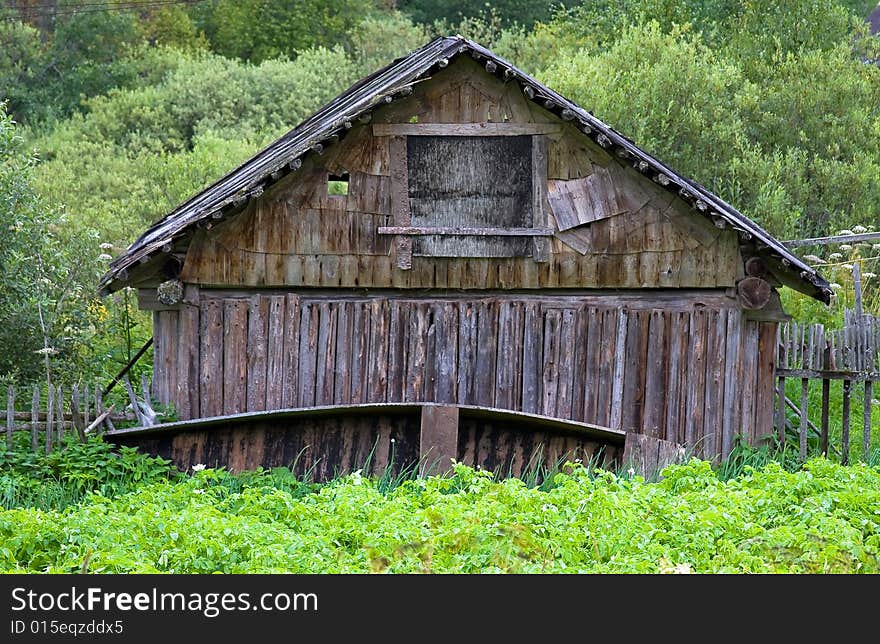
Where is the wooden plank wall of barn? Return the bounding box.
[178,57,742,292]
[152,293,777,460]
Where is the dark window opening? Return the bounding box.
[328,172,349,196]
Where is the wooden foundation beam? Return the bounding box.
[419,404,459,475]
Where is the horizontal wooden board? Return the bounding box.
[373,122,562,136]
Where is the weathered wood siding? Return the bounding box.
[179,57,740,290]
[151,291,778,460]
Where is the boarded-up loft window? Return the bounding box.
[407,135,534,257]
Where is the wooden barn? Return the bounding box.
[99,36,831,478]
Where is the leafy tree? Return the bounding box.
[192,0,378,63]
[398,0,577,29]
[0,104,104,383]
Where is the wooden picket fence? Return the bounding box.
[1,376,154,453]
[776,306,879,464]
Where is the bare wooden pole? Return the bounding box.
[864,380,872,462]
[83,384,90,428]
[45,385,54,454]
[30,385,39,452]
[842,379,852,465]
[799,378,809,461]
[123,376,146,427]
[70,384,86,443]
[6,386,13,451]
[95,384,115,433]
[776,375,786,446]
[820,378,830,457]
[56,384,64,445]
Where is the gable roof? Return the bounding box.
[100,35,831,302]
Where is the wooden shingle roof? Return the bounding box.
[100,35,831,302]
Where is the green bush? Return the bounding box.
[1,457,877,573]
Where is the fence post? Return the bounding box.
[842,379,852,465]
[776,333,787,446]
[821,342,831,457]
[6,386,14,451]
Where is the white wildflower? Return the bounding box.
[34,347,57,355]
[838,229,854,236]
[390,438,395,444]
[852,225,868,233]
[192,463,206,472]
[830,283,843,291]
[841,264,854,270]
[804,254,824,264]
[872,244,880,251]
[97,253,112,261]
[872,399,880,406]
[193,489,204,495]
[829,253,844,261]
[839,244,853,251]
[627,467,635,477]
[863,272,877,279]
[99,242,115,250]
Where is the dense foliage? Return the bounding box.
[0,440,877,573]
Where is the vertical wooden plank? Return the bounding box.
[246,295,269,412]
[864,380,872,462]
[31,385,39,452]
[754,322,778,445]
[739,321,760,444]
[642,309,668,438]
[541,308,561,416]
[152,310,164,402]
[419,405,459,475]
[799,378,810,461]
[387,300,407,402]
[569,306,588,422]
[434,302,458,404]
[684,310,708,448]
[281,294,301,408]
[199,298,224,417]
[297,303,319,407]
[841,379,852,465]
[582,307,601,424]
[457,301,478,405]
[314,302,338,406]
[334,302,353,405]
[495,302,517,410]
[555,308,577,419]
[368,299,390,403]
[405,302,429,402]
[349,301,370,405]
[609,308,628,431]
[531,134,551,262]
[664,312,684,444]
[521,301,541,414]
[5,386,12,451]
[704,309,727,461]
[176,296,200,420]
[621,310,648,433]
[265,295,286,410]
[389,135,412,269]
[475,300,498,407]
[222,299,248,414]
[721,309,742,459]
